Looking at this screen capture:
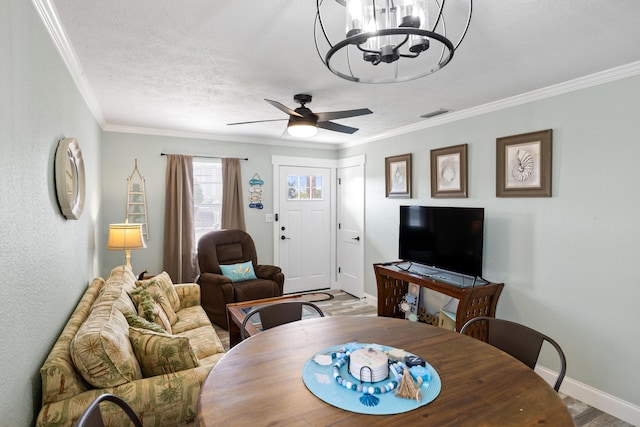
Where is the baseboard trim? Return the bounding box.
[539,366,640,425]
[363,292,377,308]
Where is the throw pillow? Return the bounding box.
[136,271,181,312]
[137,290,173,334]
[124,311,167,334]
[70,307,143,388]
[129,327,199,377]
[219,261,258,282]
[129,280,178,325]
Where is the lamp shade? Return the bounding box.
[107,222,147,250]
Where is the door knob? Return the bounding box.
[352,236,360,241]
[281,235,291,240]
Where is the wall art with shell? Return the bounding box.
[496,129,552,197]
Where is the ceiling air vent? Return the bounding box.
[420,108,450,119]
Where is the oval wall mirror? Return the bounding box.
[55,137,85,220]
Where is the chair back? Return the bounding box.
[74,393,142,427]
[241,301,324,340]
[460,316,566,392]
[198,229,258,274]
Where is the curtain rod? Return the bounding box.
[161,153,248,161]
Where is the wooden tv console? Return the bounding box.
[374,262,504,332]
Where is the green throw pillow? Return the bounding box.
[219,261,257,282]
[124,312,167,334]
[129,327,199,377]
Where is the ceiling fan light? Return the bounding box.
[287,123,318,138]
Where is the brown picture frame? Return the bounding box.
[496,129,552,197]
[430,144,467,198]
[385,153,412,198]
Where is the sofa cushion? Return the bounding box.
[124,311,167,334]
[70,305,142,388]
[129,327,199,377]
[176,326,225,359]
[136,271,181,312]
[171,305,213,334]
[130,280,178,326]
[219,260,257,282]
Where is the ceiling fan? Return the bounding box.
[227,94,372,137]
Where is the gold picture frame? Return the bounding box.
[496,129,552,197]
[430,144,467,198]
[385,153,412,198]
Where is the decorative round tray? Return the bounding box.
[302,343,441,415]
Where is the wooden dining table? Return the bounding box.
[197,316,574,426]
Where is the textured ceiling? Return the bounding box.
[48,0,640,147]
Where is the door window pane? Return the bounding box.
[287,175,323,200]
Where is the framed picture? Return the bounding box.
[496,129,552,197]
[385,153,412,198]
[430,144,467,198]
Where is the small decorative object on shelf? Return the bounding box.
[398,283,420,321]
[249,173,264,209]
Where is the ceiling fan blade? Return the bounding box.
[317,121,359,134]
[315,108,372,122]
[265,99,303,118]
[227,118,287,126]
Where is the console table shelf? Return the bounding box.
[374,263,504,333]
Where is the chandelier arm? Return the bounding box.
[314,0,332,67]
[394,34,411,51]
[453,0,473,50]
[398,52,420,59]
[431,0,446,32]
[435,2,448,65]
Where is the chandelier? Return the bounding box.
[315,0,472,83]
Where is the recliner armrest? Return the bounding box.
[254,265,282,280]
[198,272,233,286]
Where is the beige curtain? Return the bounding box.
[221,158,246,231]
[163,155,198,283]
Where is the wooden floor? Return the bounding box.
[213,290,633,427]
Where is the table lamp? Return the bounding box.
[107,220,146,269]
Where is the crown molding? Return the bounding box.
[32,0,106,127]
[338,60,640,150]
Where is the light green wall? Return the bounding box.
[5,0,639,424]
[0,1,102,425]
[340,76,640,407]
[100,132,337,277]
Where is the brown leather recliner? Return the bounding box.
[197,229,284,329]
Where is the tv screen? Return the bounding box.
[399,206,484,277]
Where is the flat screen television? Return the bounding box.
[399,206,484,277]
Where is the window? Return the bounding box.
[287,175,323,200]
[193,159,222,242]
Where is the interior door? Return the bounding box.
[337,161,365,297]
[278,166,331,293]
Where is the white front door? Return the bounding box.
[278,165,332,293]
[337,158,365,297]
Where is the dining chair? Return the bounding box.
[460,316,566,392]
[240,301,324,340]
[74,393,142,427]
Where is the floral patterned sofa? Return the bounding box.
[36,266,226,426]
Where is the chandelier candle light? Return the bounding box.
[315,0,472,83]
[107,220,147,269]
